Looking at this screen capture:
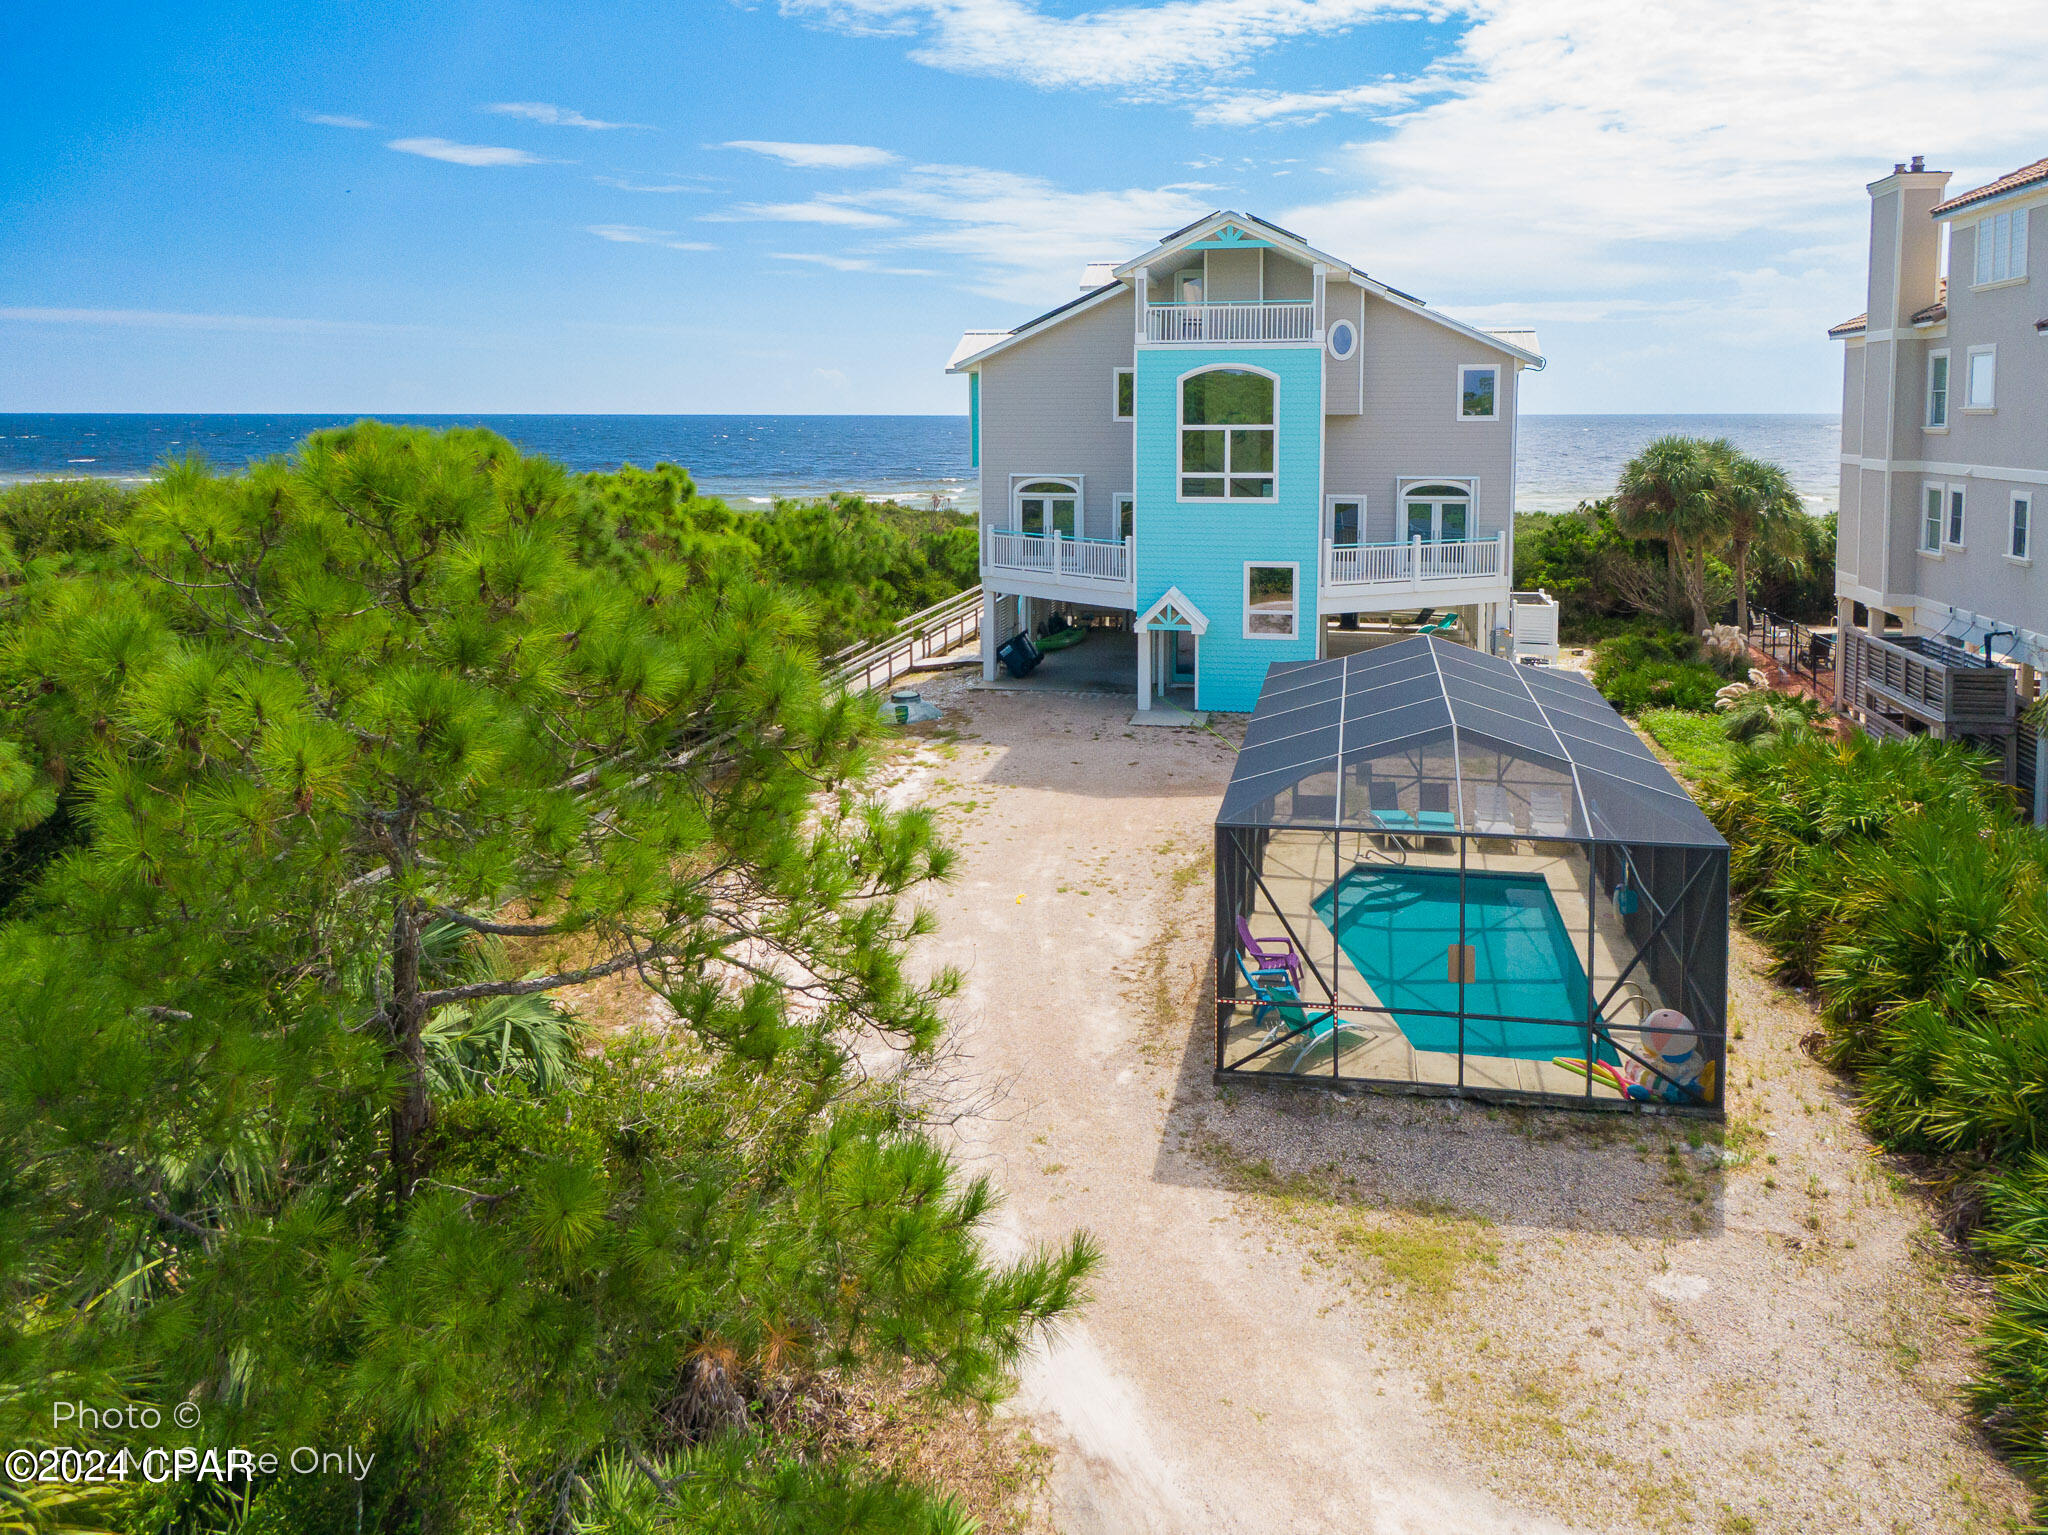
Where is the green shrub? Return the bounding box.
[1637,709,1736,781]
[1704,727,2048,1503]
[1590,630,1726,713]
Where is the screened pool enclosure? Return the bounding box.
[1214,638,1728,1115]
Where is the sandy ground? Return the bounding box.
[882,665,2030,1535]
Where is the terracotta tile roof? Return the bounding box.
[1828,313,1867,338]
[1931,156,2048,217]
[1911,276,1948,326]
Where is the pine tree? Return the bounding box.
[0,424,1091,1531]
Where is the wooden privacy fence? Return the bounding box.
[824,586,982,695]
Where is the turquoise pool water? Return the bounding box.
[1310,866,1613,1062]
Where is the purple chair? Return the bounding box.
[1235,914,1301,986]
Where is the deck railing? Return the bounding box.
[983,528,1133,588]
[824,586,982,695]
[1144,301,1316,344]
[1323,533,1505,589]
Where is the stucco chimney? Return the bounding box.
[1865,159,1951,330]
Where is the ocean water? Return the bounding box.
[0,412,1843,517]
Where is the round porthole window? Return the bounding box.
[1327,320,1357,360]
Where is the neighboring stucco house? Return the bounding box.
[1830,155,2047,811]
[947,211,1543,714]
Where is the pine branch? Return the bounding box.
[428,905,571,939]
[414,944,670,1009]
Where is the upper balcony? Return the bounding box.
[1143,299,1318,345]
[1319,533,1509,610]
[982,527,1136,607]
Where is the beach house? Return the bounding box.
[947,211,1543,714]
[1830,155,2048,811]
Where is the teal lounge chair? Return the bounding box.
[1233,953,1364,1073]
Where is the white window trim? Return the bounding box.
[1113,491,1135,540]
[2010,490,2034,565]
[1456,363,1501,422]
[1009,473,1083,534]
[1112,366,1134,423]
[1964,345,1997,412]
[1177,364,1279,504]
[1324,493,1367,544]
[1946,482,1967,549]
[1326,319,1357,361]
[1397,476,1478,543]
[1919,482,1945,556]
[1243,561,1300,641]
[1925,348,1950,431]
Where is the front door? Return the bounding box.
[1404,484,1472,543]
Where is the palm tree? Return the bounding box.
[1613,435,1725,636]
[1711,443,1807,631]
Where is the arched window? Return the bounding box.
[1402,481,1471,543]
[1180,369,1274,500]
[1015,478,1078,536]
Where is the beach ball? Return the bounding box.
[1642,1010,1700,1080]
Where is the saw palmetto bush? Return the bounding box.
[0,423,1091,1533]
[1705,726,2048,1496]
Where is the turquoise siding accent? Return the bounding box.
[968,373,980,468]
[1134,346,1323,712]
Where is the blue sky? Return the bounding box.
[5,0,2047,415]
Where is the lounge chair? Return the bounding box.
[1418,611,1462,636]
[1416,781,1458,835]
[1528,787,1573,839]
[1234,914,1301,986]
[1234,953,1361,1073]
[1471,783,1519,837]
[1367,779,1419,834]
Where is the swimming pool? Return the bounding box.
[1310,865,1613,1062]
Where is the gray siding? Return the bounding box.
[1206,248,1261,300]
[1322,281,1364,416]
[1324,293,1517,546]
[1264,253,1315,302]
[975,289,1135,541]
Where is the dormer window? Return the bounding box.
[1180,368,1275,500]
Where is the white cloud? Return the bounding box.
[0,307,414,335]
[770,252,938,275]
[1193,76,1444,127]
[484,102,644,129]
[725,140,901,169]
[387,137,558,167]
[587,225,716,250]
[1280,0,2048,301]
[304,113,376,129]
[710,200,903,227]
[776,0,1412,94]
[595,175,714,193]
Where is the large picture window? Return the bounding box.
[1181,368,1275,500]
[1244,562,1298,638]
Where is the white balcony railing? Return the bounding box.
[983,528,1133,589]
[1323,533,1506,589]
[1144,301,1316,344]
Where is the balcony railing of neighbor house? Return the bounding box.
[1144,300,1317,344]
[982,527,1134,589]
[1322,533,1506,590]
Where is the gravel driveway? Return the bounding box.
[887,672,2027,1535]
